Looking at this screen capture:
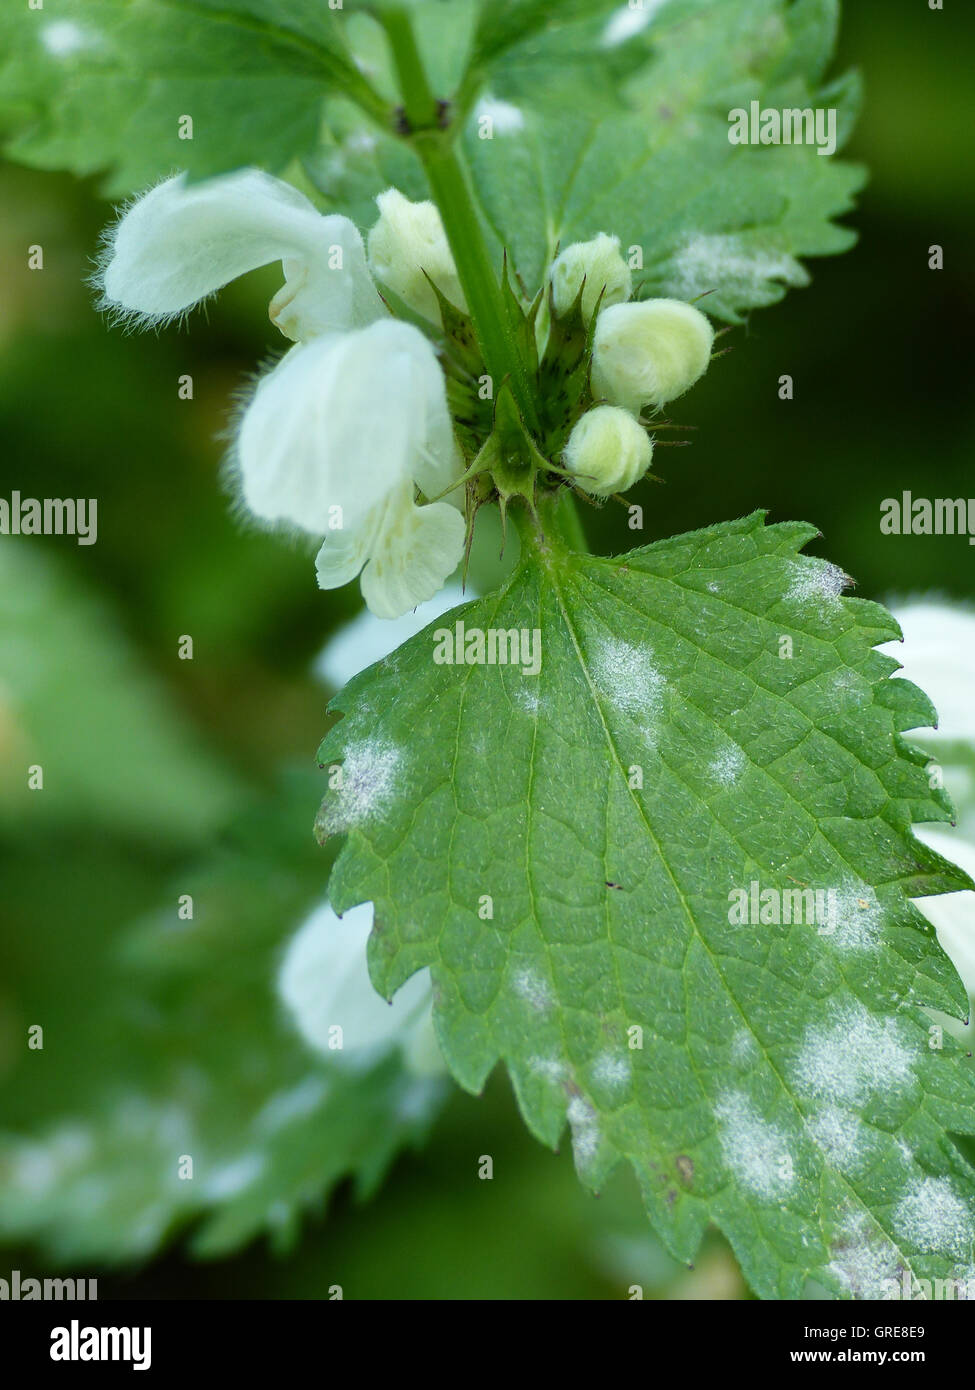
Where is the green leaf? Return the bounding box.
[464,0,865,319]
[0,774,448,1263]
[0,542,241,845]
[0,0,384,194]
[317,512,975,1299]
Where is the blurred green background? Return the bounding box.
[0,0,973,1299]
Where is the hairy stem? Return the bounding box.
[381,5,540,433]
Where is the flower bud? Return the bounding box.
[591,298,714,412]
[564,405,652,497]
[367,188,467,324]
[550,232,632,323]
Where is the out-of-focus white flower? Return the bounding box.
[914,827,975,1039]
[367,188,467,325]
[277,900,443,1076]
[550,233,632,324]
[96,169,385,339]
[591,298,714,412]
[97,169,467,618]
[564,404,652,496]
[313,581,471,689]
[881,600,975,746]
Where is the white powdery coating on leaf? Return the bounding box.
[590,637,665,722]
[714,1092,795,1199]
[332,737,402,828]
[793,1003,914,1107]
[591,1052,631,1094]
[894,1178,973,1260]
[710,745,745,786]
[807,1105,866,1173]
[529,1055,566,1083]
[513,967,554,1012]
[785,560,852,607]
[730,1030,757,1068]
[567,1095,601,1168]
[827,883,886,953]
[828,1211,903,1300]
[660,233,808,303]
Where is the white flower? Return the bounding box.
[881,600,975,747]
[550,233,632,324]
[96,169,385,339]
[96,169,467,618]
[914,827,975,1039]
[367,188,467,325]
[591,298,715,412]
[312,580,472,689]
[237,320,465,616]
[277,900,444,1076]
[564,404,652,496]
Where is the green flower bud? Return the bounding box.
[590,298,714,412]
[564,405,653,497]
[367,188,467,324]
[550,232,633,323]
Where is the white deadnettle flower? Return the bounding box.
[550,233,632,324]
[367,188,467,325]
[881,600,975,747]
[96,169,385,339]
[277,900,444,1077]
[237,320,465,616]
[591,298,715,412]
[564,404,652,496]
[97,169,466,618]
[914,828,975,1039]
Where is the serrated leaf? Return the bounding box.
[0,0,380,194]
[318,512,975,1299]
[0,775,448,1263]
[464,0,865,319]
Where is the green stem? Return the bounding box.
[515,489,587,558]
[381,6,539,433]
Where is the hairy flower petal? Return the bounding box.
[96,169,384,337]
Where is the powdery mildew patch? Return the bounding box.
[590,1051,632,1097]
[714,1091,795,1200]
[784,559,852,608]
[894,1177,973,1260]
[806,1104,866,1174]
[827,1210,903,1300]
[567,1094,601,1171]
[793,1003,914,1107]
[709,744,746,787]
[512,967,554,1012]
[330,736,403,830]
[529,1055,566,1083]
[826,882,886,953]
[660,233,807,304]
[589,637,665,725]
[730,1029,758,1069]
